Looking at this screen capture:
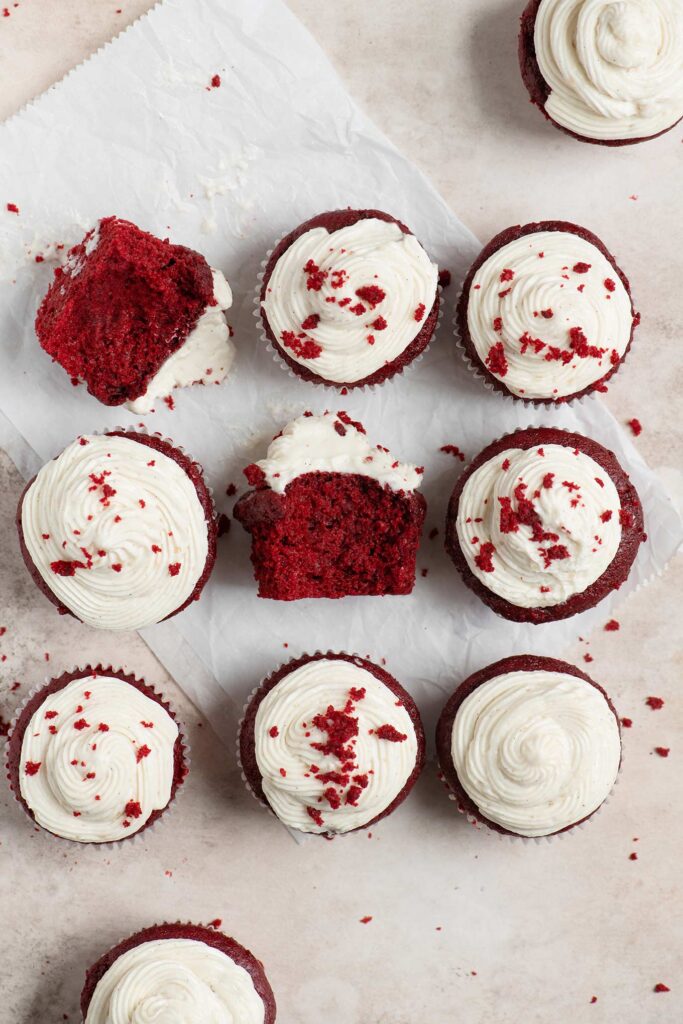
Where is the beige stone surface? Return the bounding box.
[0,2,681,1022]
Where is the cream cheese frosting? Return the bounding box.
[21,434,210,630]
[125,270,235,414]
[261,217,438,383]
[252,411,423,494]
[84,938,265,1024]
[19,674,178,843]
[253,658,419,834]
[534,0,683,141]
[451,669,621,836]
[456,443,622,607]
[466,229,633,399]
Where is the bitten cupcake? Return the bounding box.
[234,411,426,600]
[444,427,644,623]
[36,216,234,413]
[17,431,217,630]
[456,221,638,402]
[239,653,425,836]
[436,655,622,838]
[6,667,187,844]
[259,208,439,388]
[519,0,683,145]
[81,923,276,1022]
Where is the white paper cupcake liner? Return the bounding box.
[4,663,190,851]
[254,230,445,395]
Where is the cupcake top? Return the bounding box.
[246,411,423,494]
[464,225,635,400]
[19,433,212,630]
[456,440,623,608]
[247,655,423,834]
[445,662,621,837]
[16,672,181,843]
[533,0,683,142]
[84,937,267,1023]
[261,215,438,384]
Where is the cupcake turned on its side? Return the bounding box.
[260,208,440,388]
[456,221,638,403]
[444,427,644,623]
[234,411,426,600]
[239,653,425,836]
[519,0,683,145]
[436,655,622,838]
[81,923,276,1024]
[6,667,187,844]
[36,216,234,413]
[17,431,217,631]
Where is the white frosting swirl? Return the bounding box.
[19,674,179,843]
[254,658,419,834]
[253,412,422,494]
[456,443,622,607]
[451,669,621,836]
[261,217,438,383]
[21,434,210,630]
[84,938,265,1024]
[535,0,683,140]
[126,270,235,414]
[467,230,633,399]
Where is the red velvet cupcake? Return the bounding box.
[234,411,426,600]
[259,208,439,388]
[436,655,622,838]
[6,666,188,845]
[81,922,276,1022]
[36,216,234,413]
[519,0,683,146]
[239,652,425,837]
[17,430,217,630]
[456,220,638,403]
[444,427,644,623]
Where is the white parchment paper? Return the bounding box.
[0,0,680,752]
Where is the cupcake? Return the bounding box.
[17,431,217,630]
[259,208,439,388]
[444,427,644,623]
[436,655,622,837]
[456,220,638,403]
[36,217,234,413]
[6,667,187,844]
[81,922,276,1022]
[234,411,426,600]
[239,652,425,836]
[519,0,683,146]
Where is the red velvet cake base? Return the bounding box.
[81,922,277,1022]
[444,427,645,623]
[519,0,683,147]
[456,220,638,404]
[16,430,217,625]
[234,472,426,600]
[6,666,188,844]
[36,216,215,406]
[260,208,440,389]
[239,652,426,836]
[435,654,621,837]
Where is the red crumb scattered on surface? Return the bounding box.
[604,619,620,631]
[210,74,221,88]
[217,514,230,538]
[653,983,670,993]
[620,717,633,728]
[645,696,665,711]
[654,747,670,758]
[124,800,142,819]
[627,418,643,436]
[269,726,279,738]
[168,562,181,576]
[306,806,324,827]
[208,918,222,929]
[136,744,152,762]
[226,482,237,497]
[440,444,465,462]
[24,761,41,776]
[629,852,638,861]
[359,916,373,924]
[486,341,508,377]
[6,202,19,213]
[375,724,407,743]
[413,303,426,322]
[590,996,598,1004]
[438,269,451,288]
[583,654,593,663]
[474,541,496,573]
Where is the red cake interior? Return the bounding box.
[35,216,215,405]
[235,472,426,600]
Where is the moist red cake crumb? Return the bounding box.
[621,717,633,728]
[235,472,425,600]
[440,444,465,462]
[80,923,276,1023]
[359,916,373,924]
[604,619,620,631]
[436,654,621,837]
[35,217,215,405]
[645,696,664,710]
[654,747,670,758]
[653,983,670,993]
[627,418,643,436]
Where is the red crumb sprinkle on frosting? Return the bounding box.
[25,761,41,776]
[645,696,665,710]
[627,418,643,436]
[654,747,670,758]
[374,724,407,743]
[620,717,633,728]
[136,744,152,762]
[604,619,620,631]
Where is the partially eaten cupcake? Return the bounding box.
[234,411,426,600]
[36,217,234,413]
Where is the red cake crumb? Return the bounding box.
[474,542,496,573]
[359,916,373,924]
[6,202,19,214]
[653,983,670,993]
[210,74,221,88]
[583,653,593,663]
[654,747,670,758]
[25,761,41,776]
[627,418,643,436]
[217,514,230,538]
[306,806,324,827]
[629,852,638,860]
[486,342,508,377]
[168,562,181,576]
[413,303,426,321]
[440,444,465,461]
[73,719,90,730]
[375,724,407,742]
[355,285,385,307]
[208,918,223,929]
[124,800,142,819]
[572,262,591,274]
[438,269,451,288]
[646,696,664,710]
[35,218,215,406]
[136,744,151,762]
[620,717,633,728]
[604,619,620,631]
